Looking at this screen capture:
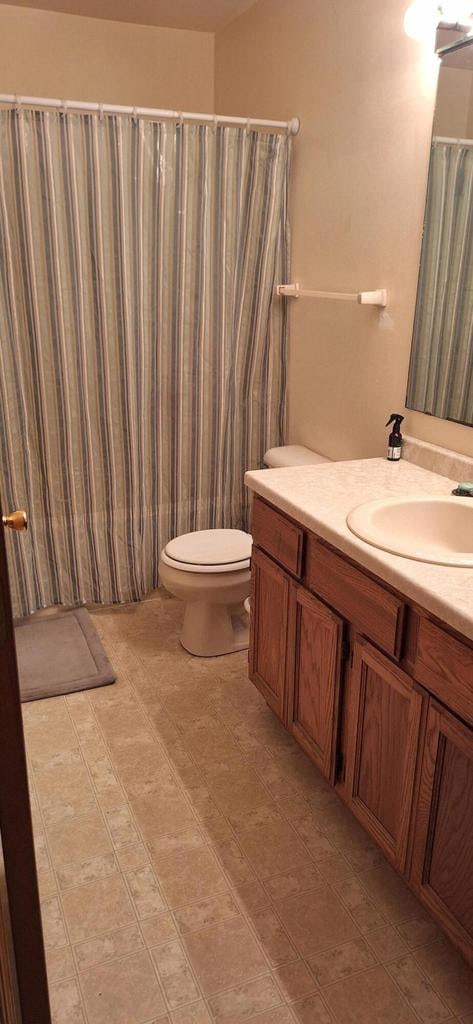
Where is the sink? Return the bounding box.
[346,496,473,566]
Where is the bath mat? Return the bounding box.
[14,608,116,702]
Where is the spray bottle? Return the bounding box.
[386,414,404,462]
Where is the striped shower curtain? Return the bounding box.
[0,109,290,617]
[406,140,473,424]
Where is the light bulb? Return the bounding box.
[404,0,439,40]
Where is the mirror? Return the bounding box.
[406,32,473,427]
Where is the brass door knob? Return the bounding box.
[2,510,28,531]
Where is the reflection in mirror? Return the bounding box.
[406,33,473,426]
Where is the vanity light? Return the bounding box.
[404,0,473,39]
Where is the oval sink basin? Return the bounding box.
[347,496,473,566]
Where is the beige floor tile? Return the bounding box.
[174,893,240,934]
[263,863,321,902]
[24,702,78,770]
[237,820,311,879]
[293,816,337,860]
[80,950,166,1023]
[148,827,205,864]
[365,925,408,962]
[232,880,271,913]
[206,766,275,820]
[273,960,318,1001]
[208,974,282,1021]
[49,977,85,1024]
[129,784,196,839]
[41,896,68,950]
[251,907,297,965]
[358,863,422,924]
[386,955,451,1023]
[105,804,140,847]
[275,889,359,958]
[315,852,355,884]
[324,965,419,1023]
[126,864,167,918]
[308,937,376,986]
[62,874,135,943]
[74,923,144,971]
[141,912,179,947]
[290,993,334,1023]
[46,809,116,889]
[247,1008,294,1024]
[170,1002,212,1023]
[397,915,443,950]
[151,940,201,1008]
[116,842,150,871]
[334,878,387,934]
[34,752,97,827]
[183,917,268,995]
[46,946,76,985]
[109,737,169,788]
[414,938,473,1015]
[211,838,257,886]
[155,846,228,909]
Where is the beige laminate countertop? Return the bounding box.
[245,457,473,642]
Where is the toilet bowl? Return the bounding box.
[160,444,330,658]
[159,529,252,657]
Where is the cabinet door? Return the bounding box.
[345,639,423,871]
[411,700,473,964]
[249,547,290,720]
[286,587,344,782]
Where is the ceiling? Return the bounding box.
[4,0,258,30]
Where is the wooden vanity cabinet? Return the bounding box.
[249,493,473,965]
[410,700,473,961]
[286,587,345,783]
[344,639,423,871]
[249,546,291,720]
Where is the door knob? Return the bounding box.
[2,510,28,531]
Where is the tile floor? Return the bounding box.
[23,590,473,1024]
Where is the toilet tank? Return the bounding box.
[263,444,331,468]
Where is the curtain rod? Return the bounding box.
[0,94,300,135]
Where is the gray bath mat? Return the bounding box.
[15,608,116,702]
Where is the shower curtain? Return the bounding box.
[0,110,290,617]
[406,140,473,424]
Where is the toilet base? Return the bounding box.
[181,600,249,657]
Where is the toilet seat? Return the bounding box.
[162,529,252,574]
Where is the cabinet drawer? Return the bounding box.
[306,539,405,659]
[413,619,473,727]
[252,496,304,578]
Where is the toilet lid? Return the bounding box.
[165,529,252,567]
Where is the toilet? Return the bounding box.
[159,444,330,657]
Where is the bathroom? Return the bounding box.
[1,0,473,1021]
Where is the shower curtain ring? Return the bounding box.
[98,104,104,122]
[61,100,68,118]
[14,94,22,116]
[178,112,184,129]
[132,106,138,124]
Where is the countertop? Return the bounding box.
[245,457,473,641]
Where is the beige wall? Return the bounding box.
[216,0,473,459]
[0,4,214,109]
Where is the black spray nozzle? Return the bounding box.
[385,413,404,433]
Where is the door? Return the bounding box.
[249,547,290,720]
[286,586,344,782]
[345,638,423,871]
[411,699,473,965]
[0,501,51,1022]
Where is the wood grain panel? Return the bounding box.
[252,496,304,577]
[345,639,423,870]
[413,618,473,727]
[249,546,290,719]
[306,539,405,658]
[286,587,344,781]
[411,700,473,964]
